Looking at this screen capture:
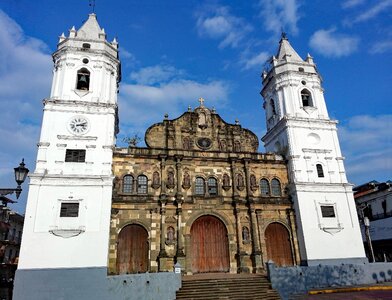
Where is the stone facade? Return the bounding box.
[109,103,300,275]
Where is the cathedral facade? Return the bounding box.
[109,102,300,274]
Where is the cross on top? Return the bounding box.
[198,97,205,107]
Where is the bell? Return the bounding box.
[78,75,89,90]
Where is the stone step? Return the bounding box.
[176,274,280,300]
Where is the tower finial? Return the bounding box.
[89,0,96,13]
[281,29,288,41]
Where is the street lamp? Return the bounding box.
[0,159,29,200]
[364,216,376,263]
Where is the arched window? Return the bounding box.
[316,164,324,178]
[208,177,218,196]
[270,99,276,115]
[195,177,205,195]
[123,175,134,193]
[76,68,90,90]
[271,179,282,196]
[301,89,312,107]
[260,179,270,196]
[137,175,148,194]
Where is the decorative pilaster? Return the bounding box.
[249,204,263,272]
[159,155,167,196]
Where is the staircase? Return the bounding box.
[176,273,281,300]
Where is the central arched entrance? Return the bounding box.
[265,222,293,266]
[116,224,148,274]
[191,215,230,273]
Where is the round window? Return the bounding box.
[83,58,89,64]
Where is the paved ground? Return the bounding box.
[302,290,392,299]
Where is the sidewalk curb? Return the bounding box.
[309,285,392,295]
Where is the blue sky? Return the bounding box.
[0,0,391,213]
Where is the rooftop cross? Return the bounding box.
[89,0,96,13]
[198,97,205,107]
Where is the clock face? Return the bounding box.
[68,116,89,135]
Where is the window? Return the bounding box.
[316,164,324,178]
[60,203,79,217]
[123,175,134,193]
[260,179,270,196]
[195,177,205,195]
[299,67,304,72]
[271,179,281,196]
[65,149,86,162]
[208,178,218,196]
[270,99,276,115]
[82,43,91,49]
[301,89,312,107]
[137,175,148,194]
[321,205,335,218]
[76,68,90,90]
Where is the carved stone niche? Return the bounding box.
[182,170,191,190]
[166,168,175,189]
[236,173,245,191]
[250,174,258,192]
[152,171,161,189]
[222,173,231,191]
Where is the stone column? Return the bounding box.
[176,203,186,269]
[235,206,249,272]
[184,234,192,275]
[249,204,263,273]
[158,201,168,271]
[243,159,251,198]
[230,158,238,199]
[287,208,300,265]
[175,155,183,197]
[159,155,167,196]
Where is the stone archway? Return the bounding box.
[116,224,148,274]
[265,222,293,266]
[190,215,230,273]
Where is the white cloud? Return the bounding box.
[241,52,270,70]
[118,78,230,134]
[342,0,366,9]
[0,10,52,212]
[196,6,252,49]
[347,0,392,24]
[309,28,359,57]
[129,64,184,85]
[339,115,392,185]
[370,40,392,53]
[258,0,300,36]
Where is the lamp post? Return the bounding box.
[0,159,29,201]
[364,216,376,263]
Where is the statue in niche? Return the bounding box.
[219,139,227,151]
[166,226,175,245]
[198,112,207,129]
[234,141,241,152]
[183,137,191,150]
[182,171,191,190]
[236,173,245,191]
[167,170,175,189]
[152,171,160,189]
[222,173,231,191]
[250,174,257,191]
[242,226,250,244]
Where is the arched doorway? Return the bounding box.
[265,222,293,266]
[191,215,230,273]
[116,224,148,274]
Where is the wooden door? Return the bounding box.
[116,224,148,274]
[191,215,230,273]
[265,223,293,266]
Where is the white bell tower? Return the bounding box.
[261,34,366,265]
[18,14,120,270]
